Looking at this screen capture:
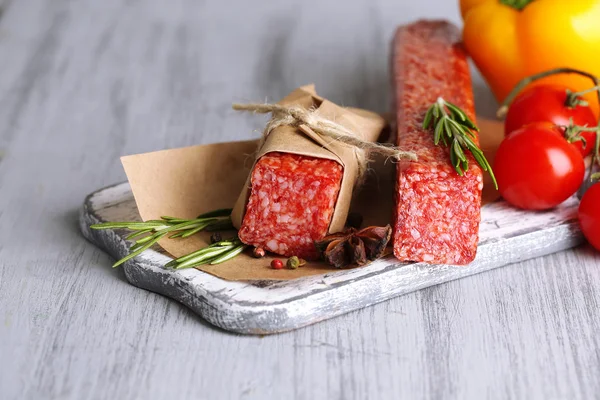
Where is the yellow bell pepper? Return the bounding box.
[460,0,600,116]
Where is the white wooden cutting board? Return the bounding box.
[80,182,583,334]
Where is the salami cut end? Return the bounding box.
[393,164,483,265]
[392,20,483,265]
[238,152,343,260]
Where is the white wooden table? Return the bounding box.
[1,1,599,399]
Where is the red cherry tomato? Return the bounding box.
[505,85,597,157]
[494,123,585,210]
[579,183,600,251]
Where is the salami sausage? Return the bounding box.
[392,21,483,265]
[238,152,343,260]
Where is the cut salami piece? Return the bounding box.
[238,152,343,260]
[392,20,483,265]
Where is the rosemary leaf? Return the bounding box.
[125,229,153,240]
[170,247,212,264]
[145,219,169,224]
[176,257,217,269]
[210,245,248,265]
[169,232,186,239]
[446,101,478,131]
[180,223,211,238]
[91,222,167,230]
[211,239,239,247]
[443,119,453,140]
[423,107,434,129]
[164,260,178,269]
[460,132,478,149]
[449,150,463,176]
[433,103,441,120]
[114,232,168,268]
[175,247,235,269]
[447,119,464,139]
[453,139,467,162]
[160,216,188,222]
[129,238,157,252]
[169,238,240,264]
[434,118,444,145]
[133,234,157,246]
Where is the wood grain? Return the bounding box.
[1,0,599,399]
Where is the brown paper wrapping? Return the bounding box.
[230,85,387,234]
[121,116,503,281]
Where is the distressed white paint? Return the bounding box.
[80,182,583,334]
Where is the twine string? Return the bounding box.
[232,103,416,179]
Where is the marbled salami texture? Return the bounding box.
[238,152,343,260]
[393,20,483,265]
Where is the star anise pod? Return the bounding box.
[315,225,392,268]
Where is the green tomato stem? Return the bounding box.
[593,128,600,182]
[570,84,600,99]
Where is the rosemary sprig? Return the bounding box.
[423,97,498,189]
[164,237,248,269]
[90,209,235,268]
